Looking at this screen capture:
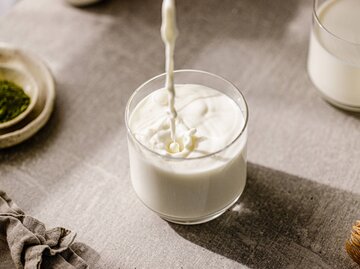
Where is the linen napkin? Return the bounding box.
[0,190,88,269]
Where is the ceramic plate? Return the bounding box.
[0,43,55,149]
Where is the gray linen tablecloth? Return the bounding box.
[0,191,88,269]
[0,0,360,268]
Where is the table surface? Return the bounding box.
[1,0,360,268]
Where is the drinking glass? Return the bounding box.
[307,0,360,111]
[125,70,249,225]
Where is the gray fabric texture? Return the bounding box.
[0,191,88,269]
[0,0,360,268]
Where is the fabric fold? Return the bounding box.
[0,191,88,269]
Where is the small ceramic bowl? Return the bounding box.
[0,67,39,129]
[0,43,55,149]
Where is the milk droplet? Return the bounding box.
[169,141,180,153]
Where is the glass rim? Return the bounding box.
[313,0,360,46]
[125,69,249,161]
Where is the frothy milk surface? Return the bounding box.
[130,84,244,159]
[308,0,360,108]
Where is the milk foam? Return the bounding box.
[129,84,244,158]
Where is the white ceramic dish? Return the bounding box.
[0,67,39,129]
[0,43,55,149]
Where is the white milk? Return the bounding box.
[307,0,360,110]
[126,0,247,224]
[161,0,178,148]
[128,84,247,222]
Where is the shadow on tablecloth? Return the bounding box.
[170,163,360,268]
[71,242,101,267]
[328,103,360,120]
[81,0,301,41]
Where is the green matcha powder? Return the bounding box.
[0,80,30,123]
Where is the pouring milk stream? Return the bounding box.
[130,0,244,158]
[161,0,180,153]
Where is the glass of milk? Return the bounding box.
[125,70,248,225]
[307,0,360,111]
